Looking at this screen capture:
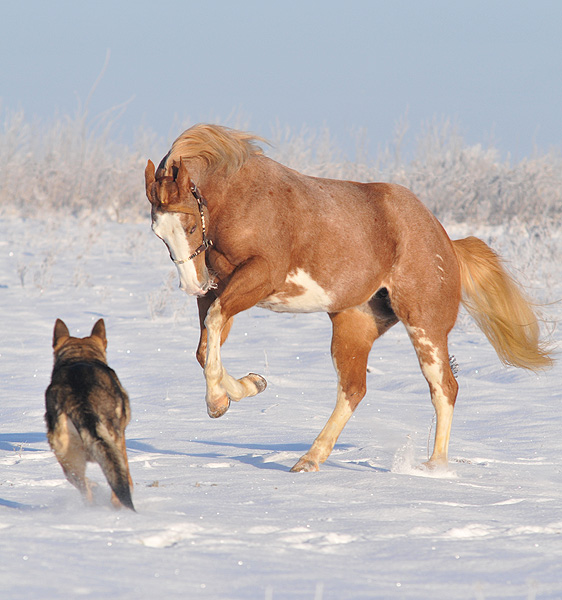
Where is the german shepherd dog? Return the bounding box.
[45,319,135,510]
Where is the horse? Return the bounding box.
[145,124,552,472]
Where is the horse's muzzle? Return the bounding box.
[180,278,214,297]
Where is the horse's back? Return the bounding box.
[301,175,461,323]
[229,157,461,320]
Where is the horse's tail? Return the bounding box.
[452,236,552,371]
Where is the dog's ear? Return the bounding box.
[53,319,70,348]
[91,319,107,349]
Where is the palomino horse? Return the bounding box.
[145,124,551,472]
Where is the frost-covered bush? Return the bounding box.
[269,118,562,228]
[1,107,560,228]
[0,106,161,222]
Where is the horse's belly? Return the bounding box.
[257,268,333,313]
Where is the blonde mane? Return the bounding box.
[164,124,265,176]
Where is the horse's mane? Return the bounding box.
[163,124,266,176]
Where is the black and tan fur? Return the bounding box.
[45,319,134,510]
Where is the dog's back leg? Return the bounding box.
[48,414,94,503]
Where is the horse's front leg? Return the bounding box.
[196,292,233,368]
[204,300,266,416]
[203,257,272,418]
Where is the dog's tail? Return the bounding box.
[452,236,552,371]
[88,425,135,511]
[71,414,135,511]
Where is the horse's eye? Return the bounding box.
[189,224,197,235]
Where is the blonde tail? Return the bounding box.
[452,237,552,370]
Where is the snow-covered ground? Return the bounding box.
[1,214,560,599]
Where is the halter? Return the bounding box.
[169,183,214,264]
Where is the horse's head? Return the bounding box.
[145,159,214,297]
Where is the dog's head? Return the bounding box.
[52,319,108,364]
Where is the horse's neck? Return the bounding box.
[180,157,207,188]
[190,154,266,208]
[196,165,237,207]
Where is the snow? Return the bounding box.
[1,215,561,600]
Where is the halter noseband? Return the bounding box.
[168,183,214,264]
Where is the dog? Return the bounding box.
[45,319,135,510]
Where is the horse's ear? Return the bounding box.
[145,160,157,204]
[176,158,192,197]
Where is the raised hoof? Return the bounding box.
[247,373,267,395]
[207,396,231,419]
[290,457,319,472]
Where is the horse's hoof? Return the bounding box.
[247,373,267,395]
[207,396,231,418]
[418,458,448,471]
[290,458,319,472]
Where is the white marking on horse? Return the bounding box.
[436,254,445,281]
[152,212,204,295]
[406,325,452,462]
[406,327,442,372]
[258,268,333,313]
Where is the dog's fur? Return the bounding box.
[45,319,134,510]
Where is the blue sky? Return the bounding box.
[2,0,561,160]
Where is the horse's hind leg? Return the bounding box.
[291,306,396,472]
[406,325,459,468]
